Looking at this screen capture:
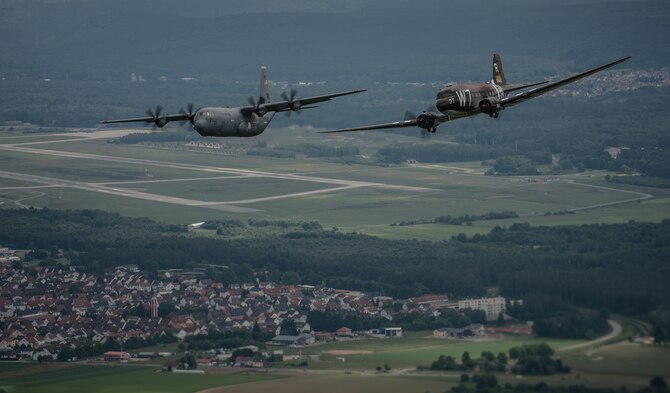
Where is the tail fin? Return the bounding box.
[259,65,270,104]
[492,54,507,86]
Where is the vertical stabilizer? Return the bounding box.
[492,54,507,86]
[259,66,270,104]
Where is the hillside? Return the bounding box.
[0,0,668,82]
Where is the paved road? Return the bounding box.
[565,180,652,212]
[558,319,623,352]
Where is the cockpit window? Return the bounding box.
[437,84,456,99]
[194,111,210,121]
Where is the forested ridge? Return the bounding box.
[1,208,668,316]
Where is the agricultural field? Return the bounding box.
[1,128,670,240]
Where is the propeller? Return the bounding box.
[423,105,439,135]
[145,106,168,128]
[281,89,302,116]
[176,103,198,141]
[247,97,267,117]
[403,107,438,137]
[178,103,197,125]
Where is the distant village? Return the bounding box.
[0,245,516,365]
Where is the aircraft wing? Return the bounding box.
[320,118,419,133]
[259,89,367,113]
[100,113,190,125]
[500,56,630,108]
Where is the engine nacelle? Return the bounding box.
[478,97,502,118]
[417,112,438,131]
[255,106,267,117]
[155,117,169,128]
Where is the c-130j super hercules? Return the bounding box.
[101,66,365,137]
[323,54,630,134]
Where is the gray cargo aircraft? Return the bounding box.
[101,67,365,137]
[322,54,630,134]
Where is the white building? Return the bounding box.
[458,296,506,320]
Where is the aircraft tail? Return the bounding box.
[259,66,270,104]
[492,53,507,86]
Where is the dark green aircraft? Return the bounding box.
[101,66,365,137]
[322,54,630,134]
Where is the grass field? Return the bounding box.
[275,334,585,371]
[0,363,280,393]
[203,371,460,393]
[2,332,668,393]
[2,128,670,240]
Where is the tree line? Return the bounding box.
[392,211,519,227]
[426,343,569,376]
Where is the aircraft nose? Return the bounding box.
[436,98,455,112]
[194,119,207,133]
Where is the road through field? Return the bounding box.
[558,320,623,352]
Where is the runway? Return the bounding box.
[0,132,432,212]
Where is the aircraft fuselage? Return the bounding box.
[192,107,275,137]
[435,82,505,120]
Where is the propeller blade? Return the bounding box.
[187,103,196,124]
[281,89,301,112]
[178,103,197,125]
[145,106,164,126]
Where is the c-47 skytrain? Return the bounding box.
[322,54,630,134]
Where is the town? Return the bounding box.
[0,245,511,366]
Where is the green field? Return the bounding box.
[2,332,669,393]
[276,334,585,371]
[2,128,670,240]
[0,364,279,393]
